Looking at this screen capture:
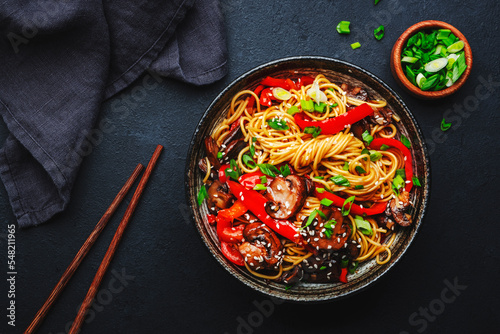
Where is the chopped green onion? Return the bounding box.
[197,185,208,206]
[402,56,419,64]
[225,159,242,181]
[374,0,382,4]
[420,73,440,91]
[447,40,464,53]
[395,168,406,179]
[374,25,385,40]
[336,21,351,34]
[331,175,351,187]
[300,99,314,112]
[416,73,426,89]
[354,215,373,236]
[355,166,367,174]
[260,175,267,183]
[253,184,267,191]
[302,211,317,229]
[400,134,411,148]
[348,261,359,274]
[354,185,364,190]
[331,102,338,108]
[280,164,291,177]
[340,256,349,268]
[252,137,257,142]
[369,150,382,161]
[304,126,322,138]
[441,118,452,131]
[249,139,255,157]
[341,196,356,216]
[287,105,300,116]
[380,144,390,151]
[343,161,349,171]
[351,42,361,50]
[314,102,327,113]
[258,163,280,177]
[267,118,289,131]
[425,58,448,73]
[242,154,257,169]
[316,209,328,220]
[217,151,223,159]
[362,130,373,145]
[320,266,327,270]
[361,148,370,161]
[452,52,467,83]
[412,176,422,187]
[313,176,324,180]
[316,187,326,193]
[436,29,451,40]
[320,198,334,207]
[392,174,405,194]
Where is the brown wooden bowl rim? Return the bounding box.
[390,20,473,100]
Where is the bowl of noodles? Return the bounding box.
[185,56,430,301]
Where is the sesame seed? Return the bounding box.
[314,238,319,242]
[327,245,332,249]
[313,264,318,269]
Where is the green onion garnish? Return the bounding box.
[225,159,242,181]
[348,261,359,274]
[380,144,390,151]
[249,137,256,157]
[197,185,208,206]
[267,118,289,131]
[369,150,382,161]
[217,151,223,159]
[336,21,351,34]
[412,176,422,187]
[331,175,350,187]
[392,174,405,195]
[258,163,280,178]
[316,187,326,193]
[341,256,349,268]
[280,164,291,177]
[351,42,361,50]
[313,176,324,180]
[287,105,300,116]
[355,166,367,174]
[253,184,267,191]
[320,266,327,271]
[320,198,334,207]
[395,168,406,179]
[354,215,373,236]
[300,99,314,112]
[354,185,364,190]
[242,154,256,169]
[260,175,267,184]
[441,118,452,132]
[343,161,349,171]
[341,196,355,216]
[374,25,385,40]
[304,126,322,138]
[400,134,411,148]
[314,102,327,113]
[362,130,373,145]
[302,211,317,229]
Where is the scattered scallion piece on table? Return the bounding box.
[336,21,351,34]
[351,42,361,50]
[374,25,385,40]
[441,118,452,131]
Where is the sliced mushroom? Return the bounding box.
[279,265,306,285]
[305,259,341,283]
[371,107,393,126]
[198,157,217,181]
[207,180,233,210]
[301,205,352,251]
[222,124,243,147]
[341,83,368,102]
[239,223,283,270]
[221,138,247,164]
[264,175,312,219]
[204,136,221,170]
[376,214,396,231]
[388,190,412,227]
[343,239,361,260]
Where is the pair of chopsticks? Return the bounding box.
[25,145,163,334]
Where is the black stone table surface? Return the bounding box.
[1,1,499,333]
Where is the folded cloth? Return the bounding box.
[0,0,228,227]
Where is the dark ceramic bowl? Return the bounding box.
[185,56,430,302]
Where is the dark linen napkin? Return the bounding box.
[0,0,227,227]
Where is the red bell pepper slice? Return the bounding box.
[370,138,413,192]
[246,84,265,111]
[226,180,302,244]
[260,76,291,90]
[219,224,245,243]
[296,76,314,88]
[285,78,297,91]
[220,241,244,266]
[206,213,216,225]
[218,164,230,183]
[259,87,275,107]
[294,103,374,135]
[216,199,247,238]
[238,171,272,189]
[339,267,348,283]
[314,188,387,216]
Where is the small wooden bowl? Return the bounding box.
[390,20,473,100]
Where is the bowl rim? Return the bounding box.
[390,20,473,100]
[185,56,431,302]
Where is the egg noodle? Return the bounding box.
[208,74,403,280]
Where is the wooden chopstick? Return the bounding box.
[68,144,163,334]
[24,163,144,334]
